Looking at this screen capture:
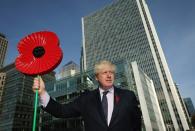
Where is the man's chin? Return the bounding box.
[98,82,113,89]
[103,86,113,90]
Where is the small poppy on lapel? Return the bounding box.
[115,95,120,104]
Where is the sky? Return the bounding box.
[0,0,194,105]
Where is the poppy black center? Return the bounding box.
[33,46,45,58]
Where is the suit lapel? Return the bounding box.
[94,88,108,127]
[93,87,123,127]
[109,87,121,127]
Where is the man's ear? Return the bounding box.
[95,74,98,81]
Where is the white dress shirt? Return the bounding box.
[40,91,50,108]
[99,87,114,125]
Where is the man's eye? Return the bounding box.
[101,71,113,74]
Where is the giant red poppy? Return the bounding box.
[15,31,63,75]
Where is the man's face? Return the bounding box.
[95,65,115,90]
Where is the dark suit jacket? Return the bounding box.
[43,87,141,131]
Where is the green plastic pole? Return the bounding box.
[32,75,40,131]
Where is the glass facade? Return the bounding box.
[131,61,165,131]
[81,0,189,130]
[0,63,55,130]
[56,61,80,80]
[184,98,195,117]
[0,33,8,68]
[41,73,91,130]
[0,73,6,114]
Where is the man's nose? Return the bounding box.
[107,72,112,77]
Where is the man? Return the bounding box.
[32,60,141,131]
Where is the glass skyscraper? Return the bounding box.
[0,63,55,130]
[0,73,6,114]
[0,33,8,68]
[184,98,195,117]
[81,0,189,130]
[56,61,80,80]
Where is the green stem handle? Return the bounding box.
[33,75,40,131]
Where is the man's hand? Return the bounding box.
[32,77,46,96]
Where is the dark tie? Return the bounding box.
[102,91,109,121]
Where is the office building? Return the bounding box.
[56,61,80,79]
[175,84,191,127]
[130,61,166,131]
[0,63,55,130]
[184,98,195,117]
[41,72,86,131]
[0,73,6,114]
[0,33,8,68]
[81,0,189,130]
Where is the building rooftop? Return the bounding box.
[0,33,6,38]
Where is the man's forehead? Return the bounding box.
[99,66,114,71]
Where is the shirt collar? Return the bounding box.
[99,86,114,94]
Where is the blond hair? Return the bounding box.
[94,60,116,75]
